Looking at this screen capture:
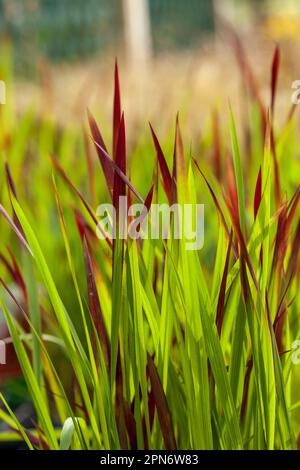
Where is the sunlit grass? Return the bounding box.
[0,43,299,450]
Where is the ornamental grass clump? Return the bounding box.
[0,44,299,450]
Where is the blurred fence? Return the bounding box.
[0,0,122,73]
[0,0,215,73]
[149,0,214,51]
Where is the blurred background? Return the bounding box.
[0,0,299,132]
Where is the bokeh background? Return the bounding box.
[0,0,300,133]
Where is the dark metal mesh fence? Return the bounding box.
[0,0,215,73]
[1,0,122,73]
[149,0,214,52]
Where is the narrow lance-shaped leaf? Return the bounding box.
[92,139,144,204]
[270,45,280,119]
[5,162,27,240]
[83,237,110,370]
[83,128,96,206]
[270,187,300,283]
[0,251,27,303]
[254,166,262,220]
[287,219,300,280]
[136,184,154,234]
[51,156,112,249]
[225,152,239,223]
[149,123,173,204]
[193,158,238,259]
[216,230,233,336]
[265,292,296,448]
[87,109,114,199]
[113,59,121,161]
[0,204,32,255]
[110,111,126,390]
[172,114,185,199]
[211,109,222,182]
[270,126,281,208]
[240,358,253,423]
[147,354,177,450]
[229,103,246,235]
[5,161,42,386]
[223,190,259,293]
[74,209,98,245]
[113,112,126,213]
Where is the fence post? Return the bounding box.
[122,0,152,64]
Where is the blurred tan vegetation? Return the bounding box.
[11,34,300,142]
[3,0,300,147]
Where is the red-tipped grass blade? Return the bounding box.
[270,187,300,282]
[113,112,126,213]
[286,186,300,232]
[271,45,280,119]
[83,129,96,206]
[0,249,27,303]
[223,191,259,293]
[51,156,112,249]
[83,238,110,370]
[172,114,185,184]
[5,161,27,241]
[0,253,17,285]
[240,358,253,422]
[0,205,32,255]
[123,400,137,449]
[216,230,233,336]
[74,209,98,244]
[211,109,222,182]
[113,60,121,161]
[135,184,154,236]
[87,110,114,199]
[149,123,173,205]
[225,153,239,223]
[92,140,144,204]
[287,219,300,281]
[5,162,17,199]
[144,184,154,213]
[254,166,262,220]
[193,158,239,258]
[270,128,281,208]
[147,354,177,450]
